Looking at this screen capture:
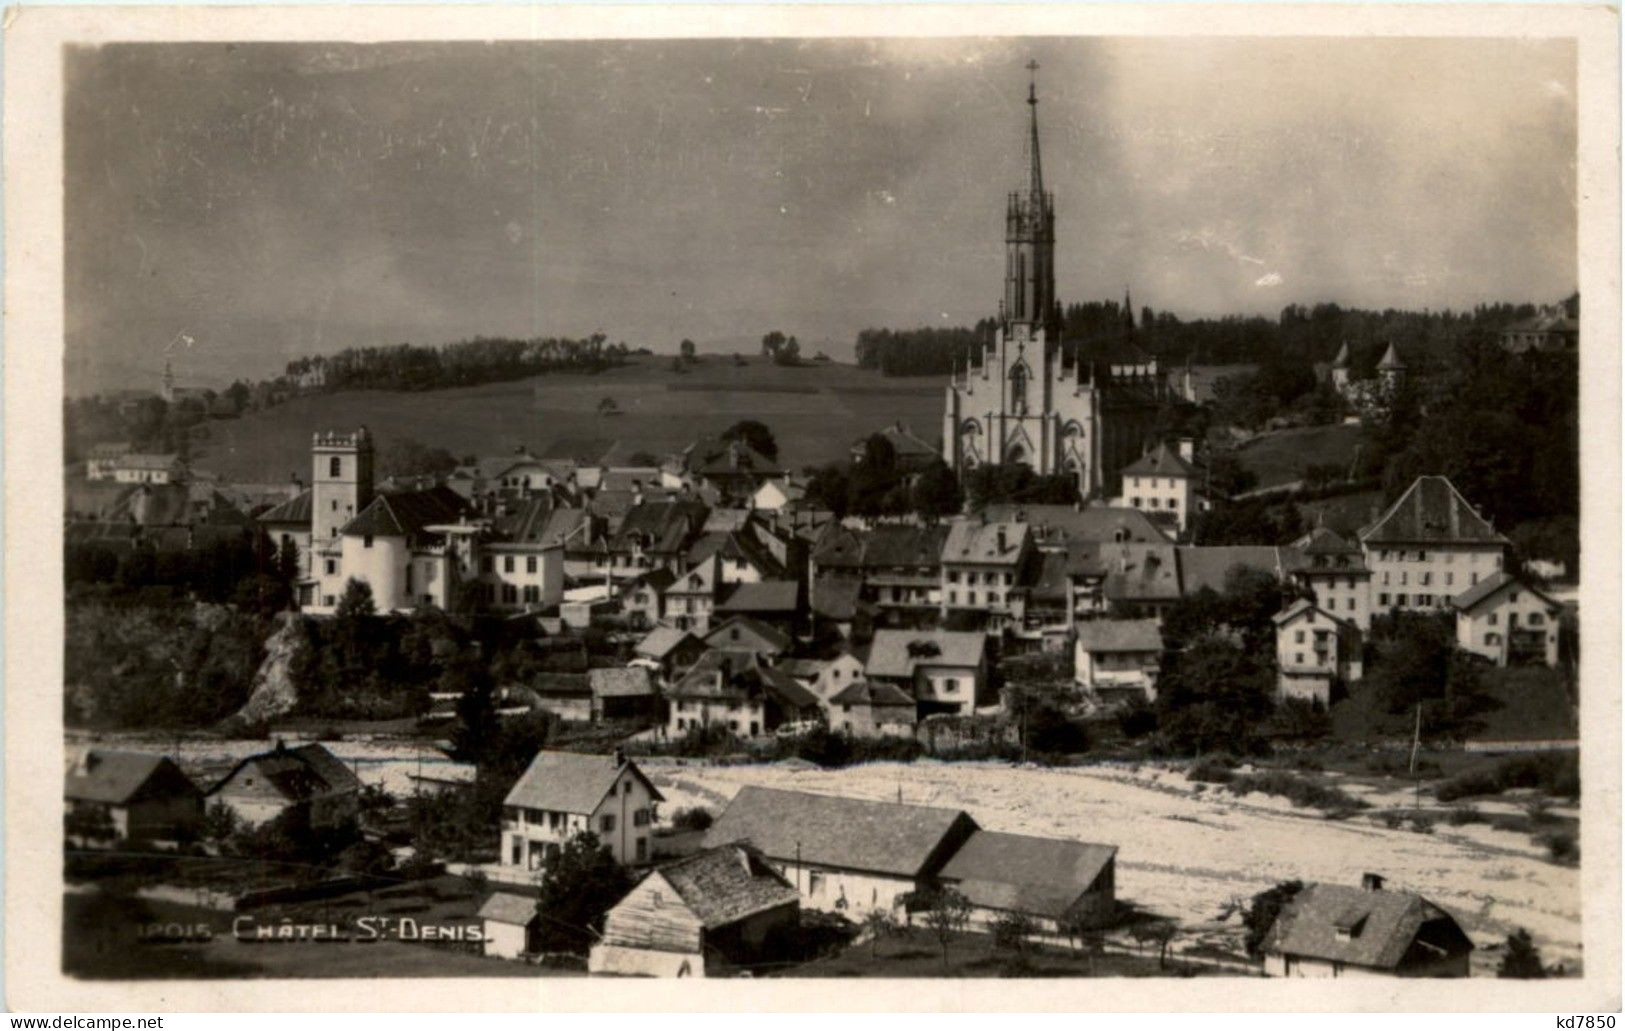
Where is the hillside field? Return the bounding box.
[1234,422,1364,490]
[188,355,948,482]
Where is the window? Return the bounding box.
[1396,594,1408,606]
[526,556,538,573]
[523,585,539,604]
[482,557,493,573]
[1295,630,1305,644]
[330,457,341,478]
[363,535,373,549]
[1296,652,1304,665]
[948,571,960,584]
[944,678,958,693]
[331,499,338,512]
[968,591,977,605]
[502,584,518,604]
[504,556,515,573]
[600,814,616,833]
[1487,613,1498,626]
[807,871,825,895]
[324,559,336,575]
[1529,612,1545,626]
[948,591,958,605]
[1446,572,1454,586]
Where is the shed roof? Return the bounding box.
[503,750,663,815]
[654,844,800,929]
[478,891,541,927]
[938,830,1117,920]
[703,786,976,878]
[588,666,656,699]
[1262,882,1469,970]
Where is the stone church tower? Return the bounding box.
[943,65,1165,499]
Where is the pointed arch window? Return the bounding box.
[1010,363,1028,416]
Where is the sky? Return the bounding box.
[65,37,1578,394]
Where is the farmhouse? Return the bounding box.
[589,843,801,977]
[778,651,867,718]
[936,830,1118,933]
[826,681,918,738]
[811,524,948,620]
[702,786,979,917]
[206,742,361,830]
[1452,571,1562,667]
[1117,441,1201,535]
[501,750,663,871]
[1074,618,1163,703]
[1262,875,1473,978]
[64,749,204,843]
[865,628,989,717]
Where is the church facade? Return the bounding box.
[943,69,1165,500]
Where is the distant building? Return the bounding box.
[937,829,1117,934]
[680,437,783,505]
[112,452,184,485]
[1501,300,1578,354]
[589,666,660,722]
[632,625,706,680]
[864,628,989,717]
[1359,476,1508,616]
[940,519,1031,631]
[500,750,663,872]
[1074,618,1163,703]
[206,742,361,830]
[64,750,203,843]
[1452,571,1562,667]
[590,843,801,978]
[702,786,979,917]
[701,615,793,661]
[665,649,820,739]
[826,680,918,738]
[1117,441,1202,535]
[1273,599,1363,706]
[778,651,867,722]
[85,442,132,481]
[1286,527,1373,632]
[850,421,941,473]
[1262,874,1473,978]
[811,523,949,622]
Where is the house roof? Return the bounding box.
[702,786,977,878]
[865,629,986,679]
[811,576,864,621]
[1121,442,1197,479]
[668,651,819,711]
[937,830,1117,920]
[979,505,1171,546]
[1076,618,1163,653]
[503,750,663,815]
[492,499,586,548]
[1272,597,1352,630]
[716,580,800,615]
[1177,546,1287,597]
[118,452,182,471]
[341,486,469,539]
[702,615,792,655]
[853,422,940,461]
[829,680,916,708]
[634,626,700,660]
[478,891,540,927]
[613,500,709,555]
[588,666,656,699]
[1359,476,1508,546]
[1452,571,1559,614]
[65,750,196,805]
[1262,882,1470,970]
[209,743,361,801]
[650,844,801,930]
[943,520,1030,565]
[811,524,950,571]
[1098,543,1181,602]
[685,438,782,478]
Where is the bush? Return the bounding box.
[1446,806,1483,826]
[1541,829,1578,864]
[1226,771,1369,811]
[670,807,713,832]
[1435,752,1579,803]
[1187,755,1236,784]
[1116,702,1158,739]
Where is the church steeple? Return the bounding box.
[1003,60,1058,344]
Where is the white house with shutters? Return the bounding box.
[500,750,663,874]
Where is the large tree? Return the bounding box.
[721,419,778,461]
[533,831,635,954]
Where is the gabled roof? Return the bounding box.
[1359,476,1508,546]
[255,489,316,526]
[1378,343,1406,370]
[491,503,585,549]
[1098,543,1180,602]
[668,651,818,711]
[341,486,470,539]
[1262,882,1471,970]
[938,830,1117,920]
[588,666,656,699]
[209,743,361,801]
[634,626,700,660]
[702,786,977,878]
[478,891,541,926]
[1076,618,1162,653]
[979,505,1171,546]
[1272,597,1351,630]
[865,629,986,678]
[65,750,199,805]
[1121,442,1197,479]
[652,844,800,929]
[1177,546,1287,596]
[702,615,792,655]
[943,520,1029,565]
[685,437,782,478]
[853,422,940,461]
[811,576,864,621]
[829,680,916,708]
[1451,571,1559,614]
[811,524,950,571]
[716,581,800,615]
[614,499,709,554]
[503,750,663,815]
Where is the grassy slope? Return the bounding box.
[1330,666,1577,744]
[189,355,947,482]
[1234,422,1364,489]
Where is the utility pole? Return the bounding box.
[1410,703,1422,812]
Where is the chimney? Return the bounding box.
[613,747,627,767]
[1361,872,1386,892]
[1178,438,1195,463]
[996,526,1007,553]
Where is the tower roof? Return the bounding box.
[1025,59,1044,202]
[1378,342,1405,370]
[1332,342,1351,368]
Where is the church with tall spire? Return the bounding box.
[942,62,1166,499]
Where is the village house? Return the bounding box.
[702,786,979,917]
[1019,546,1102,641]
[588,499,710,585]
[826,680,918,738]
[85,441,133,481]
[681,437,783,505]
[936,829,1118,934]
[1359,475,1508,616]
[849,420,942,473]
[621,568,677,628]
[1096,542,1181,620]
[702,615,793,662]
[665,650,820,739]
[588,666,661,722]
[631,625,706,680]
[778,651,867,719]
[749,476,808,513]
[206,742,361,830]
[713,580,803,634]
[112,452,184,485]
[529,675,594,722]
[257,489,315,577]
[810,524,948,625]
[1500,298,1579,354]
[941,519,1031,632]
[864,628,989,718]
[64,749,204,843]
[980,503,1171,548]
[1116,441,1202,535]
[589,843,801,977]
[1261,874,1474,978]
[1452,571,1563,667]
[1274,599,1364,706]
[1287,526,1373,632]
[500,750,663,872]
[478,891,544,961]
[809,576,866,639]
[1074,618,1163,703]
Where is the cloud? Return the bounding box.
[1254,272,1283,288]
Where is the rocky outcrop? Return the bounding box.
[220,611,310,731]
